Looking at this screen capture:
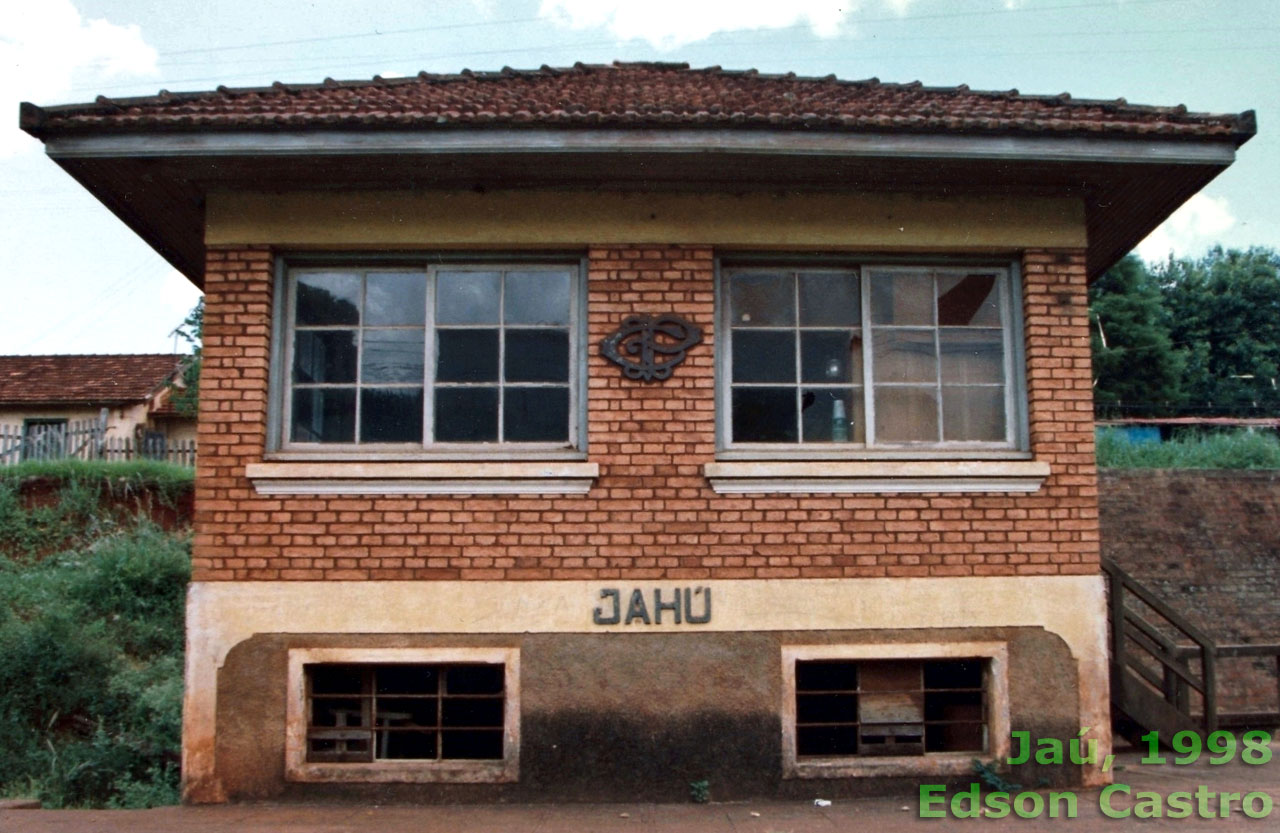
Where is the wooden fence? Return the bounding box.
[0,419,195,467]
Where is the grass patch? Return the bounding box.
[1096,428,1280,469]
[0,471,189,808]
[0,459,193,500]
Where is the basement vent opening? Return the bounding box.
[794,658,988,757]
[305,663,506,763]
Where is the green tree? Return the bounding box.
[169,298,203,418]
[1158,247,1280,416]
[1089,255,1185,417]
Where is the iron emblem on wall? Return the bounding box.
[600,313,703,382]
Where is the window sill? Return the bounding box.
[246,461,599,495]
[703,460,1050,494]
[787,752,980,780]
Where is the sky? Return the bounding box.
[1,0,1276,355]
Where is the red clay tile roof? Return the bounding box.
[0,355,188,406]
[22,61,1255,142]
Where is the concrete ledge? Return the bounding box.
[245,461,599,495]
[703,460,1051,494]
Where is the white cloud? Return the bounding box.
[1136,194,1236,263]
[540,0,914,50]
[1,0,157,155]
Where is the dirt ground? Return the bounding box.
[4,743,1278,832]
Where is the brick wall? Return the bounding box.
[192,245,1099,582]
[1101,469,1280,715]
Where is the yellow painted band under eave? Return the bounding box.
[205,189,1087,249]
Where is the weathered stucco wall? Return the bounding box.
[212,626,1079,802]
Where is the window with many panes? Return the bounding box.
[721,263,1021,451]
[794,658,988,758]
[282,262,582,451]
[305,663,507,763]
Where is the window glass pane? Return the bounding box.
[376,666,439,695]
[365,272,426,326]
[800,330,861,383]
[729,272,794,326]
[797,693,857,723]
[504,387,569,442]
[505,270,571,325]
[940,329,1004,385]
[797,726,859,756]
[798,272,859,327]
[311,697,365,727]
[448,665,505,694]
[801,388,864,443]
[505,330,570,383]
[874,387,938,443]
[873,329,938,384]
[378,698,439,727]
[437,271,500,324]
[436,330,499,382]
[361,330,425,383]
[310,665,365,695]
[291,388,355,442]
[732,330,794,383]
[442,729,503,759]
[442,698,504,728]
[731,387,796,442]
[381,731,438,760]
[796,661,858,691]
[360,388,424,443]
[293,330,357,383]
[937,273,1000,326]
[296,272,360,326]
[942,386,1006,442]
[434,387,498,442]
[870,271,934,325]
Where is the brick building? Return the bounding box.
[20,63,1254,803]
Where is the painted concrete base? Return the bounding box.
[183,576,1111,802]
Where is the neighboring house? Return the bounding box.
[0,354,195,463]
[20,63,1254,803]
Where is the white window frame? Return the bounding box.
[781,642,1010,779]
[269,256,588,461]
[715,259,1029,460]
[285,646,521,784]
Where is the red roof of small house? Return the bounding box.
[20,62,1255,141]
[0,354,188,407]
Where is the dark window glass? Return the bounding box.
[378,698,440,727]
[732,387,796,442]
[732,331,794,383]
[310,665,365,695]
[437,271,501,324]
[294,330,357,383]
[436,330,499,383]
[505,330,570,382]
[801,388,862,443]
[797,725,859,756]
[448,664,505,694]
[505,388,569,442]
[362,330,424,384]
[730,272,794,326]
[797,661,858,692]
[870,271,933,325]
[382,731,438,759]
[365,272,426,326]
[937,274,999,326]
[799,272,859,327]
[442,698,505,728]
[377,666,439,695]
[797,693,857,723]
[296,272,360,325]
[505,271,571,325]
[801,330,861,383]
[360,388,424,443]
[942,386,1005,442]
[442,730,504,759]
[292,389,355,442]
[311,697,365,727]
[434,388,498,442]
